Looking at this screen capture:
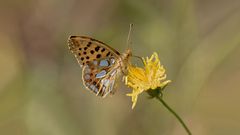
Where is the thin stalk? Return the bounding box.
[156,96,192,135]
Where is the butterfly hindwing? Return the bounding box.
[82,57,120,97]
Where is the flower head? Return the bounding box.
[125,52,171,109]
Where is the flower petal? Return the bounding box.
[125,52,171,109]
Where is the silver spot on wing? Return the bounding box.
[110,58,115,65]
[99,59,109,67]
[84,74,90,80]
[96,70,107,78]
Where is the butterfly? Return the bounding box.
[68,36,132,97]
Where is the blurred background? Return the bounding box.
[0,0,240,134]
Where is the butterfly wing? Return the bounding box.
[68,36,122,97]
[82,57,120,97]
[68,36,121,67]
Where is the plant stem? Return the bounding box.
[156,96,192,135]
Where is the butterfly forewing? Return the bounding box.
[68,36,121,67]
[68,36,122,97]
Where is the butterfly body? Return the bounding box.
[68,36,131,97]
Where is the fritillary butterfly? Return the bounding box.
[68,35,132,97]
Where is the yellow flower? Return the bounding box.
[125,52,171,109]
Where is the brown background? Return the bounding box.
[0,0,240,134]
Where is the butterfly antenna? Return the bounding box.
[126,23,133,49]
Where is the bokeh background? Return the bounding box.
[1,0,240,135]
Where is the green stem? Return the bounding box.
[156,96,192,135]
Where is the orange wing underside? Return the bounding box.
[68,36,120,67]
[82,62,120,97]
[68,36,122,97]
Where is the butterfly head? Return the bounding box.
[120,48,132,75]
[122,48,132,61]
